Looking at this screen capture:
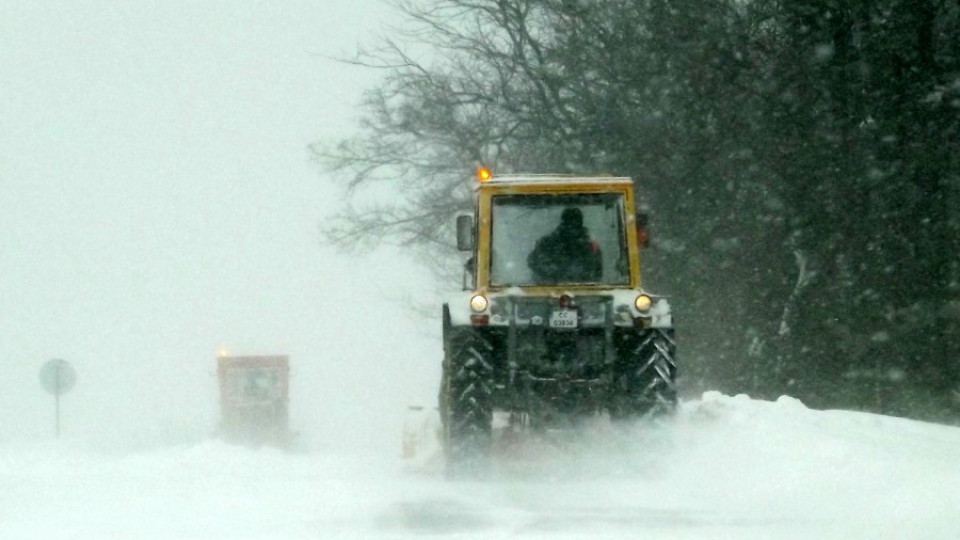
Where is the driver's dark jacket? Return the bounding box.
[527,224,602,283]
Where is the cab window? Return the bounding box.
[489,193,629,286]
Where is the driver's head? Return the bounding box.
[560,207,583,229]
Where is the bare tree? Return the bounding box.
[312,1,679,252]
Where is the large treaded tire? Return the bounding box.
[441,327,494,476]
[610,328,678,420]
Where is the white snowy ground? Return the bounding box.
[2,392,958,540]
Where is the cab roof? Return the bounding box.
[479,174,633,187]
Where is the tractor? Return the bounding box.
[439,171,677,474]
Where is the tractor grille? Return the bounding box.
[495,295,613,378]
[503,295,612,328]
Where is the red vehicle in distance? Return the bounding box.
[217,354,291,446]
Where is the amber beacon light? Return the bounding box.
[477,167,492,182]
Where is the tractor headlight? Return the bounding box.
[635,294,653,312]
[470,294,488,312]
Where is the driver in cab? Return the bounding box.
[527,207,602,284]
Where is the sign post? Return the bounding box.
[39,359,77,438]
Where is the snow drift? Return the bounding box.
[2,392,958,539]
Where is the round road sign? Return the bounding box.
[39,359,77,396]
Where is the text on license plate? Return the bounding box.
[549,309,578,329]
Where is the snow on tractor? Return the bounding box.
[217,354,291,446]
[439,171,677,474]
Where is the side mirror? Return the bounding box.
[456,215,474,251]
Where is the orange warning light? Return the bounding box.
[477,168,492,182]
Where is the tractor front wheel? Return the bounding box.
[441,328,494,476]
[610,328,677,420]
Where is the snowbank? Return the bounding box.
[1,393,958,539]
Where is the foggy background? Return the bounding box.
[0,1,439,452]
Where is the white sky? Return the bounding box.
[0,1,440,452]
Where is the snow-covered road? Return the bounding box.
[3,393,958,539]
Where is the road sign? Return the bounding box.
[39,359,77,438]
[39,359,76,396]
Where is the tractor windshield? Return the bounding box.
[490,193,630,286]
[224,367,281,403]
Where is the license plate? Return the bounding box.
[549,309,578,329]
